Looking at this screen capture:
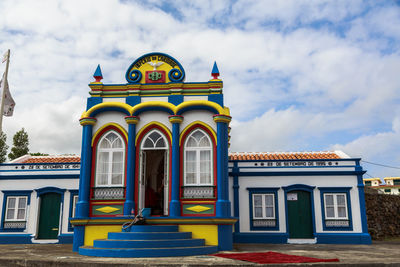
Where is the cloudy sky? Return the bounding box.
[1,0,400,179]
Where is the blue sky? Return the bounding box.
[1,0,400,179]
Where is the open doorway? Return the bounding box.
[144,150,165,215]
[138,129,169,216]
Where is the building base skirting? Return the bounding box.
[315,233,372,244]
[233,232,289,243]
[234,232,371,245]
[0,234,32,244]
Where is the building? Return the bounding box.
[71,52,235,256]
[363,178,382,187]
[0,52,371,256]
[363,177,400,195]
[0,155,79,244]
[231,151,371,244]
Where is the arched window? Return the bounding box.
[141,130,168,149]
[184,129,213,185]
[96,131,125,187]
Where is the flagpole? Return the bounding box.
[0,49,10,133]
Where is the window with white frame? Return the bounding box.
[95,131,125,187]
[253,194,275,219]
[5,196,27,221]
[184,129,213,186]
[72,195,78,218]
[324,193,348,219]
[142,130,167,149]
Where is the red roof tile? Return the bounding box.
[22,156,81,164]
[228,152,341,161]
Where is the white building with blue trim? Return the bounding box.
[0,53,371,257]
[229,152,371,245]
[0,155,80,244]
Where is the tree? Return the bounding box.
[30,152,49,156]
[0,131,8,163]
[8,128,29,160]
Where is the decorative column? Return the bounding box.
[213,114,232,217]
[168,115,184,217]
[123,116,140,216]
[73,117,96,252]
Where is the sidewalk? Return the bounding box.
[0,241,399,266]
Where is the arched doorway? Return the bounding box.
[138,129,169,216]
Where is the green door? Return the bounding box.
[287,190,313,238]
[37,193,61,239]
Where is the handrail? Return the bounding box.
[122,208,144,231]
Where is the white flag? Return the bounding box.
[0,74,15,117]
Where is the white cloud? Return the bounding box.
[0,0,398,179]
[330,118,400,177]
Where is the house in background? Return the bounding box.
[0,155,79,244]
[363,178,382,187]
[363,177,400,195]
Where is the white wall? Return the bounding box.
[0,178,79,237]
[233,175,362,234]
[93,111,128,134]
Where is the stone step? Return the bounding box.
[122,225,179,233]
[108,231,192,240]
[93,238,205,248]
[79,245,218,258]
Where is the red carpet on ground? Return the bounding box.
[212,251,340,264]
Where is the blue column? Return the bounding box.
[124,116,139,215]
[356,168,372,244]
[169,115,183,217]
[214,115,232,217]
[73,117,96,251]
[76,118,96,218]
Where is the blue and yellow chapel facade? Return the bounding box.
[71,53,236,254]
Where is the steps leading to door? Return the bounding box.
[78,225,218,258]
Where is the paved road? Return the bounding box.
[0,241,399,266]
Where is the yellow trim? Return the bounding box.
[79,117,97,126]
[363,178,381,181]
[176,100,228,116]
[147,218,237,224]
[185,205,212,213]
[70,218,237,226]
[91,123,128,146]
[82,102,133,118]
[223,107,230,114]
[95,206,120,213]
[135,122,172,146]
[169,116,183,124]
[82,100,229,118]
[179,121,217,146]
[131,101,176,116]
[84,225,121,246]
[384,177,400,180]
[125,116,140,125]
[179,225,218,246]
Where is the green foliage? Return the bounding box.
[0,131,8,163]
[30,152,49,156]
[8,128,29,161]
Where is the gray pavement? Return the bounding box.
[0,241,399,266]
